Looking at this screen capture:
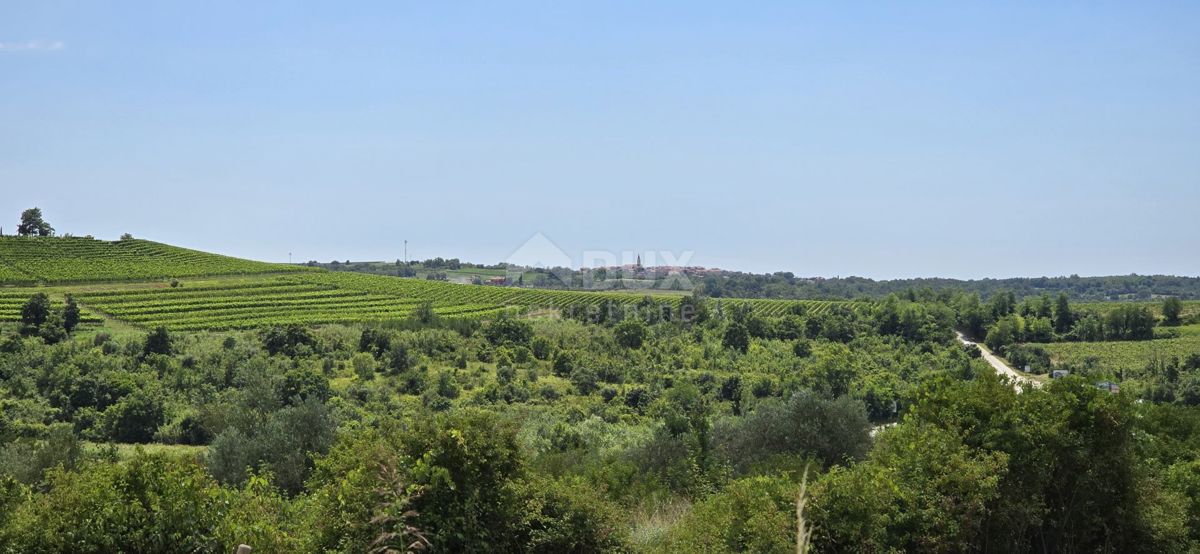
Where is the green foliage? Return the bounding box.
[143,325,173,356]
[614,318,647,349]
[812,422,1007,552]
[1,260,1197,552]
[260,324,316,356]
[207,398,336,495]
[104,385,165,443]
[515,476,630,553]
[1105,304,1156,340]
[62,294,81,332]
[484,314,534,346]
[1164,296,1185,326]
[20,292,50,328]
[17,208,54,237]
[722,322,749,353]
[0,236,305,284]
[0,453,224,553]
[656,476,798,554]
[714,392,871,475]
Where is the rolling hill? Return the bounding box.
[0,237,847,330]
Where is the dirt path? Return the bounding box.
[956,331,1041,392]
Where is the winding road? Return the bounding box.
[874,332,1042,437]
[956,331,1041,392]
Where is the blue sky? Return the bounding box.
[2,1,1197,279]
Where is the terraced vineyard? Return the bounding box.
[1029,324,1200,374]
[72,278,511,331]
[708,296,842,317]
[0,239,855,330]
[0,237,308,284]
[300,272,847,316]
[297,272,680,310]
[0,291,104,326]
[1071,300,1200,322]
[11,271,850,331]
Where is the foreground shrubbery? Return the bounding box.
[2,292,1200,552]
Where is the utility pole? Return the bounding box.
[404,240,408,265]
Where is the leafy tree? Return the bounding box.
[530,336,552,360]
[62,295,80,333]
[551,350,576,377]
[19,293,50,328]
[37,311,67,345]
[614,319,647,349]
[260,324,316,356]
[103,386,165,443]
[722,322,750,353]
[1025,316,1054,343]
[715,392,871,474]
[988,290,1017,319]
[278,368,331,405]
[350,352,376,380]
[812,422,1007,552]
[955,293,991,339]
[207,398,336,495]
[388,342,413,374]
[143,326,173,356]
[359,327,391,357]
[1054,292,1073,333]
[16,207,53,237]
[1163,297,1185,326]
[569,366,599,396]
[483,315,533,346]
[1105,304,1156,340]
[985,315,1023,351]
[414,301,438,325]
[678,293,709,324]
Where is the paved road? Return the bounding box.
[956,331,1041,392]
[874,332,1041,437]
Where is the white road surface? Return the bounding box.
[956,331,1041,391]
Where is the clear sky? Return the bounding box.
[2,1,1197,279]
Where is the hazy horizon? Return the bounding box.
[4,2,1198,279]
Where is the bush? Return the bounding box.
[516,476,630,552]
[261,324,316,356]
[103,386,165,443]
[657,476,797,553]
[0,454,225,553]
[306,409,527,552]
[143,326,173,356]
[207,398,336,495]
[714,392,871,475]
[615,319,648,349]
